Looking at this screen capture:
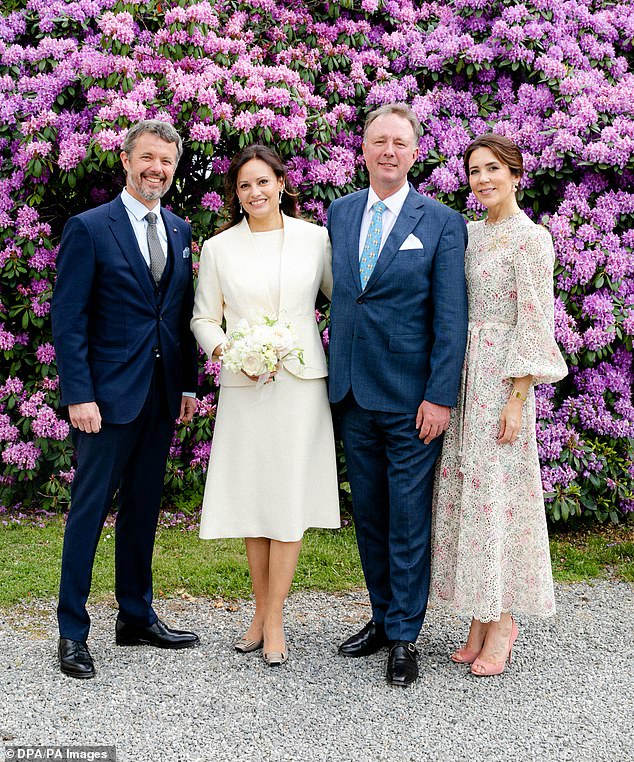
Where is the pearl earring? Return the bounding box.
[239,201,244,214]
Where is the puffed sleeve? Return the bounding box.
[503,225,568,385]
[320,229,333,300]
[190,238,227,358]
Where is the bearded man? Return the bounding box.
[51,120,199,678]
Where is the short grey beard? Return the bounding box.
[128,173,172,201]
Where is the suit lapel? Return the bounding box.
[278,214,291,313]
[161,211,183,307]
[363,186,426,292]
[345,191,368,291]
[108,196,156,305]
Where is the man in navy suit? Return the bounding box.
[327,103,468,686]
[51,120,199,678]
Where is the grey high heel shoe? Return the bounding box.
[234,636,264,653]
[263,649,288,666]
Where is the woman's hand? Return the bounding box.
[241,364,279,384]
[497,397,523,444]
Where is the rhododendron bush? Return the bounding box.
[1,0,632,523]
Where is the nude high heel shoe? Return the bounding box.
[450,646,481,665]
[263,649,288,666]
[234,635,264,653]
[470,618,519,677]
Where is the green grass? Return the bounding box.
[0,518,631,607]
[550,523,634,582]
[0,518,365,607]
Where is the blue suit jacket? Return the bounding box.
[327,186,468,413]
[51,195,198,424]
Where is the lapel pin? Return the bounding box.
[173,228,178,232]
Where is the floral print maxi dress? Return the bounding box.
[430,211,568,622]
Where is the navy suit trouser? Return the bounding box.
[57,366,175,642]
[339,393,443,643]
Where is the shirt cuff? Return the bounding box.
[182,392,196,398]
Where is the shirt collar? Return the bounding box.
[366,181,410,216]
[121,187,161,221]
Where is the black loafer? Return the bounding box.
[386,641,418,686]
[58,638,95,679]
[339,620,388,657]
[115,618,199,649]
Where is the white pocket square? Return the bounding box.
[182,247,191,259]
[400,234,423,250]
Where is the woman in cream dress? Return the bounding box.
[430,134,567,676]
[191,145,340,665]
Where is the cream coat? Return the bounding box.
[191,214,332,386]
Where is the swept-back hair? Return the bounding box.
[463,133,523,180]
[219,144,299,232]
[363,103,421,143]
[122,120,184,164]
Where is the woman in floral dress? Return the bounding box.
[430,134,568,676]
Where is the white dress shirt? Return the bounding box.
[121,188,168,267]
[358,181,410,259]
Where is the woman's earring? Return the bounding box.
[513,184,518,192]
[239,201,244,214]
[279,187,285,204]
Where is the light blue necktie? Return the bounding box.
[359,201,387,289]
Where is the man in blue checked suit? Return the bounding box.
[327,103,468,686]
[51,121,199,679]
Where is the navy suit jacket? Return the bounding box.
[327,186,468,413]
[51,194,198,424]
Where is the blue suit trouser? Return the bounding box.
[57,366,175,641]
[339,393,443,642]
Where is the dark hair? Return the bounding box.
[364,102,421,144]
[122,120,183,164]
[463,133,523,182]
[219,145,300,232]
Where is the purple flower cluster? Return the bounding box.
[2,441,41,471]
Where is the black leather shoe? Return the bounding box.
[338,620,388,657]
[386,641,419,686]
[115,618,199,649]
[58,638,95,679]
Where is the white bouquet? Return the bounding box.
[221,316,303,383]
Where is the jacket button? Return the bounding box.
[356,297,365,304]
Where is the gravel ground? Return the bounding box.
[1,581,633,762]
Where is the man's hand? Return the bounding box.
[68,402,102,434]
[179,395,196,423]
[415,400,450,444]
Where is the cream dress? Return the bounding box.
[191,216,340,542]
[430,211,568,621]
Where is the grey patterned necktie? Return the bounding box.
[145,212,165,285]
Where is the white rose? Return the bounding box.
[271,325,295,357]
[242,350,268,377]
